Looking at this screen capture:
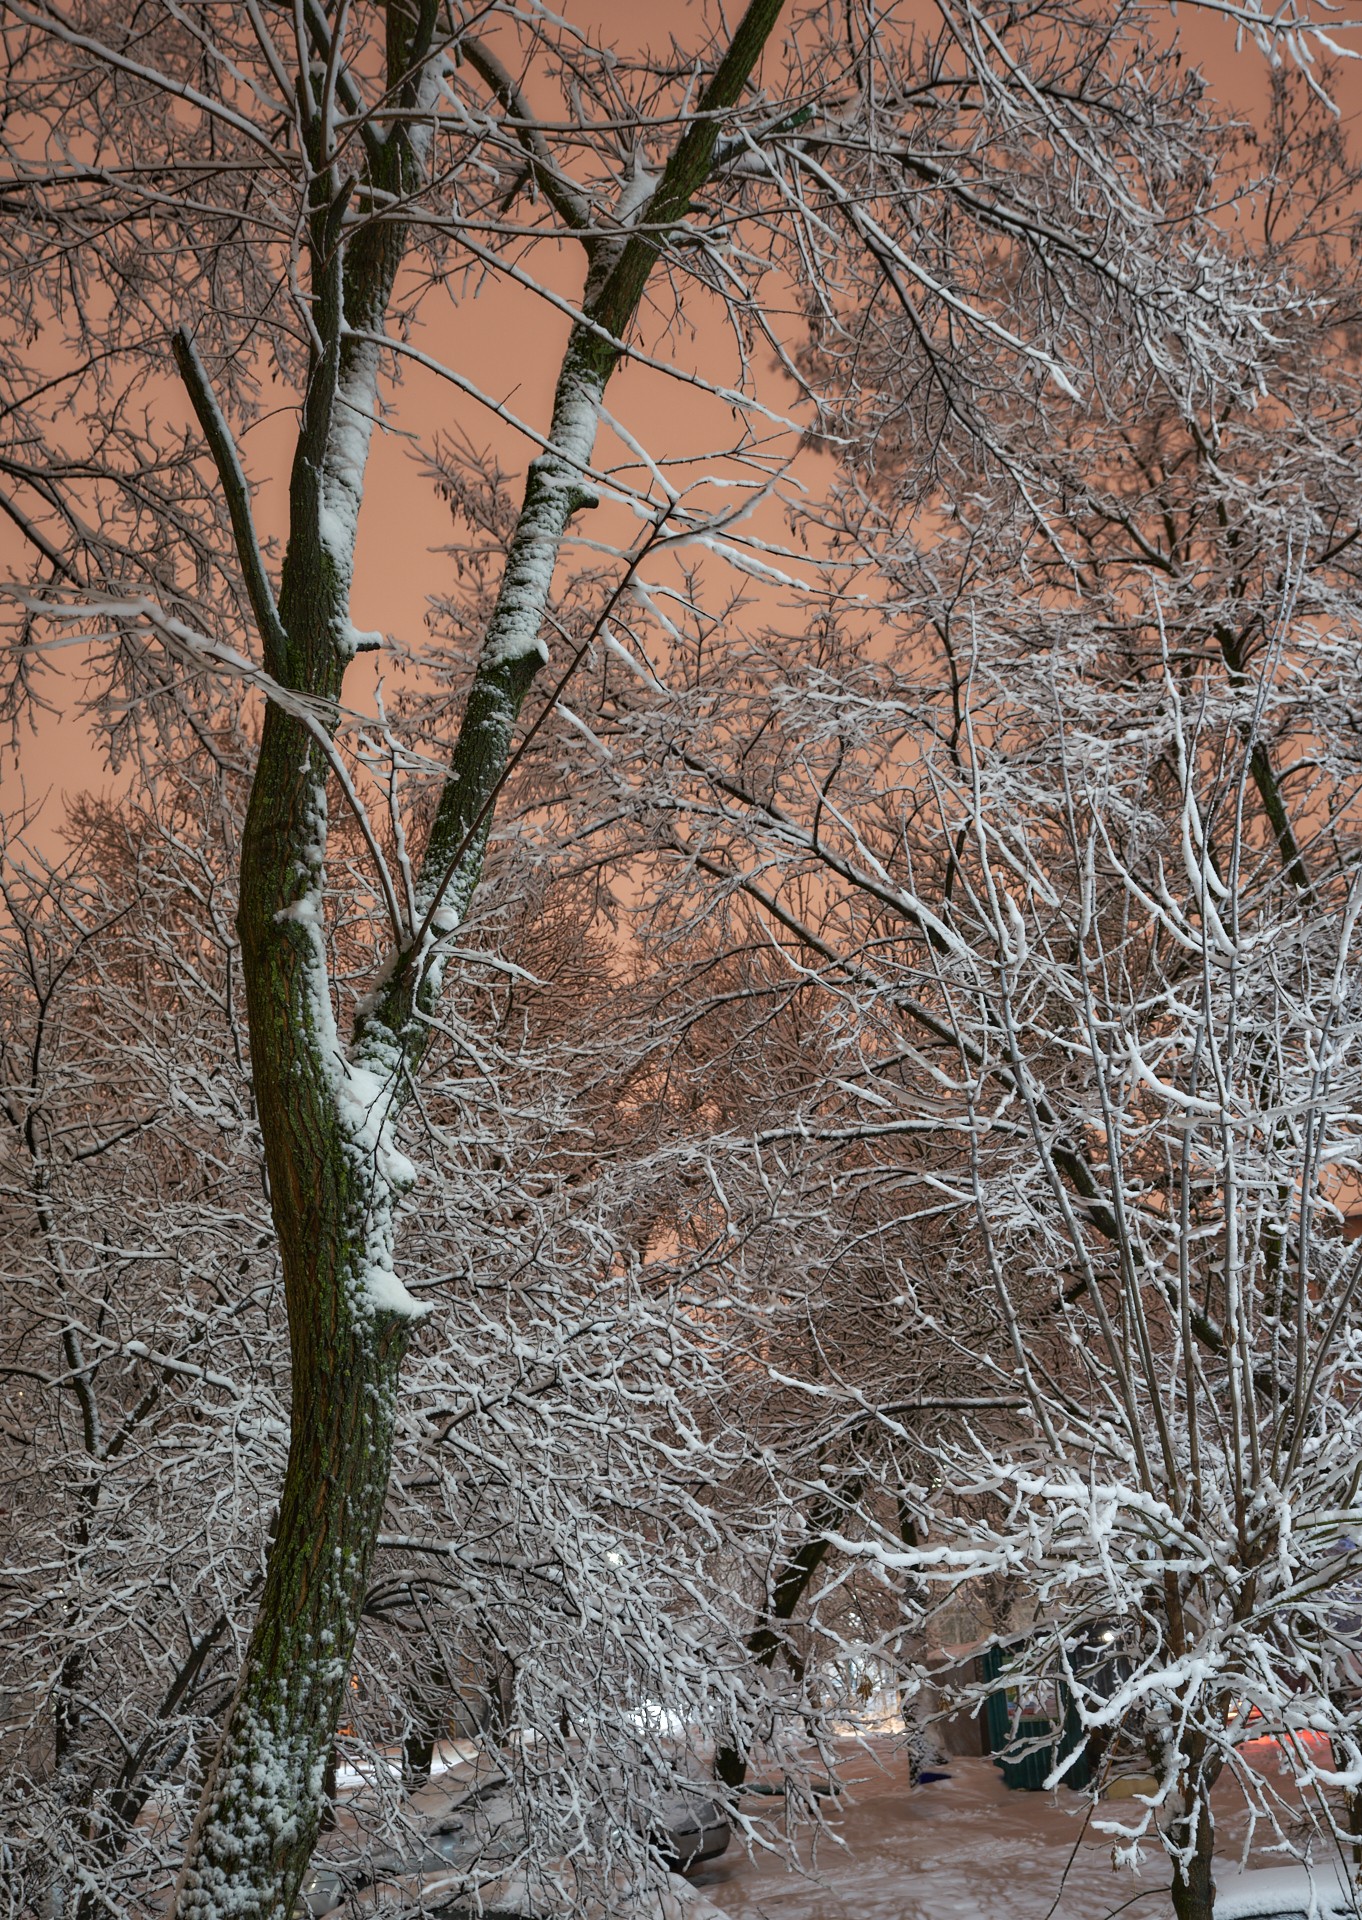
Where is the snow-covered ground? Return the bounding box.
[690,1741,1335,1920]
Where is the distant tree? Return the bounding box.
[539,39,1362,1919]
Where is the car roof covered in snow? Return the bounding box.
[1215,1865,1361,1920]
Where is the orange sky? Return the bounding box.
[0,0,812,845]
[3,1,1360,850]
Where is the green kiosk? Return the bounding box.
[977,1641,1093,1792]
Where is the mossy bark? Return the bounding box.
[173,695,420,1919]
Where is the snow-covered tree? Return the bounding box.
[0,766,800,1920]
[527,37,1362,1914]
[2,3,1358,1916]
[0,777,288,1916]
[0,3,808,1909]
[866,653,1362,1920]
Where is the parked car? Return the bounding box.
[646,1795,729,1872]
[1213,1864,1360,1920]
[293,1782,729,1917]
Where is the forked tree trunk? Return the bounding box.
[168,5,789,1914]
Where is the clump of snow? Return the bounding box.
[335,1028,428,1322]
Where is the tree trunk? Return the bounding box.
[173,1312,408,1918]
[172,718,418,1917]
[715,1476,863,1791]
[168,5,789,1909]
[1168,1782,1216,1920]
[1170,1834,1215,1920]
[403,1654,455,1789]
[173,633,427,1913]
